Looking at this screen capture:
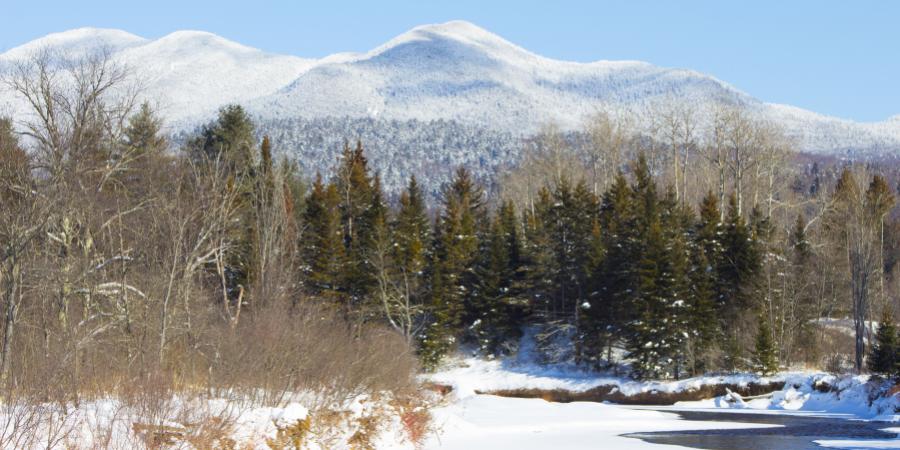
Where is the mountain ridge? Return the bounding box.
[1,21,899,155]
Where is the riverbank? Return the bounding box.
[421,355,900,449]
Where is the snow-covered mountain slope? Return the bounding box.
[2,21,900,155]
[114,31,315,125]
[1,27,147,61]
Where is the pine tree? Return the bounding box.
[384,176,432,341]
[124,102,166,159]
[788,213,818,363]
[869,312,898,378]
[394,177,431,277]
[119,103,168,195]
[752,316,779,375]
[190,104,256,171]
[186,104,259,297]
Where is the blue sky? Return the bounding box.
[2,0,898,122]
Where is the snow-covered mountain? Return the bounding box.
[2,20,900,155]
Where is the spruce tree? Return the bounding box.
[392,176,431,318]
[719,193,762,364]
[686,243,717,374]
[593,172,635,370]
[629,217,675,379]
[869,312,898,378]
[471,215,513,355]
[521,188,556,319]
[421,167,485,367]
[303,174,347,303]
[752,316,779,375]
[577,218,606,367]
[394,176,430,277]
[334,141,378,302]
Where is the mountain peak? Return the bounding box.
[151,30,259,53]
[1,27,146,59]
[368,20,539,66]
[411,20,496,40]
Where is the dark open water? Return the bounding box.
[627,410,899,449]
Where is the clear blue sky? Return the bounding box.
[3,0,898,122]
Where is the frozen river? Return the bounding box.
[630,409,899,449]
[421,395,900,450]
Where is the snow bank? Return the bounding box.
[425,355,900,449]
[0,393,421,449]
[674,373,900,421]
[428,355,785,399]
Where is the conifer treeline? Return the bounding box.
[190,105,900,379]
[290,130,779,378]
[142,103,899,380]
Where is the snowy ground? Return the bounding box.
[421,355,900,450]
[4,354,898,448]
